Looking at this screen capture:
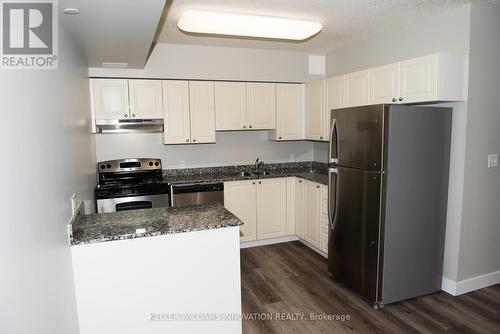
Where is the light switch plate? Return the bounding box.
[488,154,498,168]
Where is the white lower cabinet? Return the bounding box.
[224,178,286,242]
[320,185,329,254]
[224,180,257,242]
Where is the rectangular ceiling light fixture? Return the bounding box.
[178,10,323,41]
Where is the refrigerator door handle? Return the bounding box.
[328,167,338,230]
[329,118,338,164]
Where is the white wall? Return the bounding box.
[95,132,313,168]
[458,3,500,282]
[90,43,321,167]
[89,43,324,82]
[0,23,95,334]
[323,4,471,282]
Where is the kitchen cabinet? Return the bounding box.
[256,178,287,239]
[162,81,190,144]
[224,178,287,242]
[270,83,305,141]
[303,179,322,248]
[188,81,216,143]
[325,76,344,140]
[370,63,400,104]
[128,80,163,119]
[305,79,327,141]
[215,82,276,131]
[246,83,276,130]
[92,79,163,120]
[215,82,247,130]
[92,79,129,120]
[295,178,305,239]
[400,53,465,103]
[224,180,257,242]
[320,185,329,255]
[344,70,370,107]
[163,81,216,144]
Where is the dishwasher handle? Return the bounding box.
[170,182,224,194]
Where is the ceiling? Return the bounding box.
[61,0,166,68]
[158,0,499,54]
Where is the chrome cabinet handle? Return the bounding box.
[124,114,128,117]
[243,125,246,129]
[316,185,320,189]
[132,114,135,117]
[320,136,324,140]
[399,97,403,102]
[186,138,190,142]
[329,118,338,164]
[258,181,261,184]
[392,98,397,102]
[278,136,282,140]
[192,138,196,142]
[249,125,252,128]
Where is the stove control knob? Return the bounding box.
[149,162,153,166]
[100,165,105,169]
[154,162,159,166]
[106,164,111,168]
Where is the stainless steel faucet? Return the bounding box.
[255,158,264,170]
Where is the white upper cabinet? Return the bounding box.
[224,180,257,242]
[163,81,191,144]
[400,53,465,103]
[92,79,129,120]
[189,81,216,144]
[246,83,276,130]
[325,76,344,141]
[256,178,287,240]
[271,83,304,141]
[128,80,163,119]
[370,63,400,104]
[305,79,326,141]
[344,70,370,107]
[215,82,247,130]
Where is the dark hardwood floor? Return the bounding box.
[241,241,500,334]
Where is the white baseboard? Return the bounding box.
[240,235,298,249]
[442,269,500,295]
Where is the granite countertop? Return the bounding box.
[71,203,243,246]
[163,161,328,186]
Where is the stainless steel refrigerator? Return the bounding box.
[327,104,451,308]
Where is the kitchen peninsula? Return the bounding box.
[70,203,243,334]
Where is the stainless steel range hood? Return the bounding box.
[95,119,164,134]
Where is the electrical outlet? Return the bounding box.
[71,193,77,217]
[488,154,498,168]
[179,160,185,168]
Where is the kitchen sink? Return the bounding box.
[238,170,273,177]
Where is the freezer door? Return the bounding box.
[329,105,386,171]
[328,166,383,303]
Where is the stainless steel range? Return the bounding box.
[95,158,169,213]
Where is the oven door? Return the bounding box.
[97,193,170,213]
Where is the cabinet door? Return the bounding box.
[325,76,344,141]
[215,82,247,130]
[275,83,304,140]
[400,54,438,103]
[295,178,305,239]
[370,63,400,104]
[305,79,326,141]
[163,81,191,144]
[256,178,287,240]
[344,70,370,107]
[224,181,257,242]
[303,180,321,248]
[128,80,163,119]
[189,81,216,144]
[246,83,276,130]
[320,185,329,255]
[92,79,129,120]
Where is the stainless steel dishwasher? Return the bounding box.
[170,182,224,207]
